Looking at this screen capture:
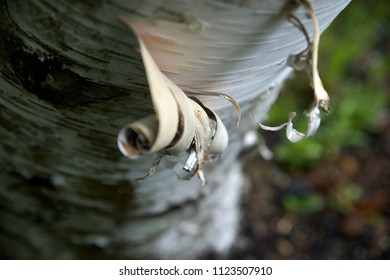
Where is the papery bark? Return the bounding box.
[0,0,349,259]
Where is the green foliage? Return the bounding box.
[282,192,324,214]
[329,184,363,215]
[265,1,390,169]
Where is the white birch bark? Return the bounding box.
[0,0,349,259]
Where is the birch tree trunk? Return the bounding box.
[0,0,349,259]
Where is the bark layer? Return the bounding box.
[0,0,349,259]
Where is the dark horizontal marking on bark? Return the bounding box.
[0,34,128,108]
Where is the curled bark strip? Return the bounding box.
[117,23,231,184]
[186,90,241,127]
[256,0,329,142]
[303,0,330,113]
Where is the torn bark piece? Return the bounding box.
[302,0,330,113]
[254,108,321,143]
[186,90,241,127]
[118,22,230,184]
[136,152,165,182]
[256,0,329,143]
[117,115,159,159]
[188,98,226,186]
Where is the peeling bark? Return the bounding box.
[0,0,349,259]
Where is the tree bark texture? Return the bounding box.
[0,0,349,259]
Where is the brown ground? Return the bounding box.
[230,111,390,260]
